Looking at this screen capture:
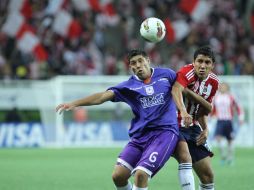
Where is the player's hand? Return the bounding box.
[181,111,193,127]
[56,103,75,114]
[196,129,208,146]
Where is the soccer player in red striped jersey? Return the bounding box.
[172,46,219,190]
[212,82,244,165]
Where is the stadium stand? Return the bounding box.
[0,0,254,80]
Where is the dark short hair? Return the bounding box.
[127,49,148,63]
[194,46,215,63]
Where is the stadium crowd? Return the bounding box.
[0,0,254,80]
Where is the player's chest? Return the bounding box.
[188,80,213,99]
[130,78,170,96]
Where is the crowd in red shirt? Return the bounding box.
[0,0,253,80]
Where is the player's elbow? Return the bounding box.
[198,106,211,116]
[202,103,213,115]
[206,105,213,114]
[202,108,211,116]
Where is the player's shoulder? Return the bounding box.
[208,72,219,85]
[177,64,195,82]
[154,67,176,82]
[115,76,134,87]
[178,64,194,74]
[126,75,137,84]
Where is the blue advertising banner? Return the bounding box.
[0,123,45,147]
[0,122,130,148]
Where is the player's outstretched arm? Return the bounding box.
[56,90,115,114]
[183,88,212,114]
[172,81,192,126]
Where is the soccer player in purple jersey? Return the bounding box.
[56,49,179,190]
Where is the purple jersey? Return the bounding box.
[108,68,178,138]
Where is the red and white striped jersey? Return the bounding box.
[176,64,219,127]
[212,92,244,121]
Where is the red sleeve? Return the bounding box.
[176,72,188,88]
[176,66,192,88]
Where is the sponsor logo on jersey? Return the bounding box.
[140,93,165,108]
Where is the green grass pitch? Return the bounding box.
[0,148,253,190]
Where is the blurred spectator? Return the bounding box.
[0,0,254,79]
[73,108,88,123]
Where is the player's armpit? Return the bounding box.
[100,90,115,103]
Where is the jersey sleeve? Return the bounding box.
[176,67,190,88]
[166,69,177,84]
[107,81,129,102]
[107,87,121,102]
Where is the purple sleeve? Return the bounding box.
[167,69,177,84]
[107,87,123,102]
[107,81,128,102]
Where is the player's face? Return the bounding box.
[129,55,151,80]
[193,54,214,80]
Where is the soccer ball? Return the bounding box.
[140,17,166,43]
